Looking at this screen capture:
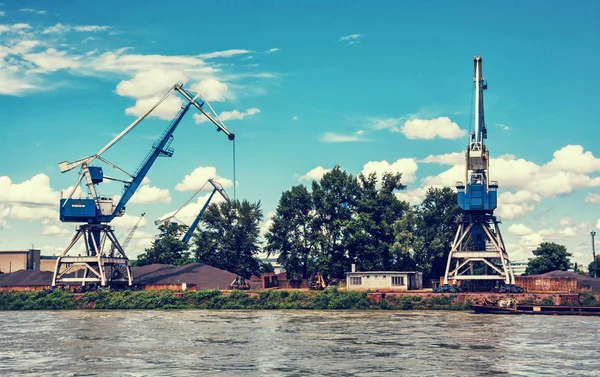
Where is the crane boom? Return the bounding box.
[112,102,191,219]
[181,179,230,243]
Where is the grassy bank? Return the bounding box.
[0,288,473,311]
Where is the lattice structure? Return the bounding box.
[442,56,516,287]
[52,224,132,287]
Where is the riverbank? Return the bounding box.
[0,288,471,310]
[2,288,600,311]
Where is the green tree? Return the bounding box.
[525,242,572,275]
[411,187,460,280]
[192,199,263,278]
[265,185,317,279]
[310,166,362,278]
[345,171,409,271]
[588,258,600,278]
[136,223,191,266]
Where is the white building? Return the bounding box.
[346,270,423,291]
[511,259,531,276]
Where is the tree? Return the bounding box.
[525,242,572,275]
[588,258,600,278]
[310,166,362,278]
[345,171,409,272]
[265,167,411,279]
[411,187,460,280]
[265,185,317,279]
[192,199,263,279]
[136,223,191,266]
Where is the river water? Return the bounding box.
[1,310,599,376]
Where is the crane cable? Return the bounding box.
[232,137,236,202]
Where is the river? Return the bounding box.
[1,310,599,376]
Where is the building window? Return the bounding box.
[392,276,404,286]
[350,277,362,285]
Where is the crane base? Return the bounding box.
[443,214,515,286]
[52,224,132,287]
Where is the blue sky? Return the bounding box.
[1,0,599,266]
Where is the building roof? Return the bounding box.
[0,262,239,289]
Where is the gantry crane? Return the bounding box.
[52,82,235,287]
[441,56,517,291]
[154,179,230,243]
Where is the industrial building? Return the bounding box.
[346,269,423,291]
[0,249,41,274]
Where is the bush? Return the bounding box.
[540,296,555,306]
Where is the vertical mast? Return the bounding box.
[474,56,481,143]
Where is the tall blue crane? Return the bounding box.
[441,56,516,290]
[52,82,235,287]
[154,178,230,244]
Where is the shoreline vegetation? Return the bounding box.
[1,288,470,311]
[2,288,599,311]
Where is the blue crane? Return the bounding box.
[154,179,230,243]
[52,82,235,287]
[440,56,517,291]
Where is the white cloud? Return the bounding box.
[198,49,252,59]
[40,220,69,236]
[266,48,280,53]
[116,68,188,98]
[292,116,299,121]
[124,94,184,120]
[0,204,9,229]
[361,158,418,183]
[370,117,403,132]
[0,11,5,17]
[401,117,466,140]
[320,131,368,143]
[42,23,109,34]
[597,219,600,230]
[544,145,600,175]
[419,146,600,199]
[260,211,276,236]
[496,191,542,220]
[419,152,464,165]
[586,193,600,204]
[0,174,57,206]
[0,23,31,34]
[559,222,592,237]
[9,205,57,221]
[130,184,171,204]
[23,48,82,73]
[496,124,510,131]
[111,213,148,233]
[395,188,427,204]
[19,8,47,15]
[559,217,572,226]
[175,167,233,192]
[189,78,230,102]
[194,108,259,124]
[339,34,363,44]
[298,166,331,182]
[508,224,534,236]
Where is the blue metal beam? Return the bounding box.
[181,188,217,243]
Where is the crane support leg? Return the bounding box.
[52,224,132,288]
[443,214,515,288]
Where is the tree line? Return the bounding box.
[136,166,460,282]
[136,166,592,280]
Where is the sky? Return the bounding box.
[1,0,599,267]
